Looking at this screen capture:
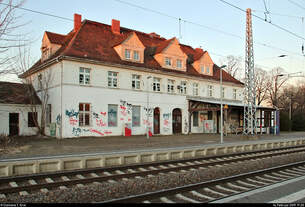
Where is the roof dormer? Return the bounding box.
[154,37,188,71]
[192,50,214,76]
[113,32,145,63]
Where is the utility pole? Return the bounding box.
[243,8,257,135]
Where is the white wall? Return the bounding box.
[26,59,244,138]
[0,104,41,136]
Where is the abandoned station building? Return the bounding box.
[15,14,276,138]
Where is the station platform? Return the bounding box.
[1,132,305,177]
[2,131,305,160]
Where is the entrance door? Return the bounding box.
[172,108,182,134]
[153,108,160,134]
[9,113,19,136]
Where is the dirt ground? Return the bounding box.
[1,131,305,160]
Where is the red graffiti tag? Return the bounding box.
[164,120,169,126]
[100,112,107,116]
[104,131,112,135]
[90,129,104,136]
[69,118,78,126]
[128,118,131,122]
[96,119,106,127]
[120,118,124,121]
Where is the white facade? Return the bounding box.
[28,59,244,138]
[0,104,41,136]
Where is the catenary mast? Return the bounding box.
[243,8,257,135]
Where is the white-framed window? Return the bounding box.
[125,49,131,59]
[79,103,91,126]
[153,77,161,92]
[133,50,140,61]
[178,81,187,94]
[206,66,210,74]
[208,85,213,97]
[200,66,205,73]
[193,83,199,96]
[132,106,141,127]
[132,74,141,90]
[176,59,182,68]
[108,104,118,127]
[165,57,172,66]
[108,71,118,88]
[221,87,225,98]
[167,79,175,93]
[79,67,90,85]
[233,89,237,100]
[193,111,199,127]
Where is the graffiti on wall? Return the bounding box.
[184,118,188,133]
[163,113,171,133]
[144,107,153,117]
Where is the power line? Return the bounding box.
[113,0,304,57]
[2,0,303,59]
[287,0,305,10]
[253,10,304,19]
[0,2,73,22]
[218,0,305,41]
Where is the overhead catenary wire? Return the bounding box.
[218,0,305,41]
[1,0,302,70]
[287,0,305,11]
[1,0,303,58]
[113,0,304,57]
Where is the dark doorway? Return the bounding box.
[172,108,182,134]
[9,113,19,136]
[153,108,160,135]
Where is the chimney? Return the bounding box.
[74,13,82,32]
[111,19,120,34]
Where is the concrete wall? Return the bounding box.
[0,104,41,136]
[1,137,304,177]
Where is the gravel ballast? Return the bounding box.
[1,153,305,203]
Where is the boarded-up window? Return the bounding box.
[79,103,90,126]
[193,112,199,127]
[28,112,37,127]
[132,106,141,127]
[108,104,118,127]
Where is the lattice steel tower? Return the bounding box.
[243,8,257,135]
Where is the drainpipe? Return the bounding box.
[57,57,63,139]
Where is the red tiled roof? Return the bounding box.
[0,82,41,105]
[45,31,66,45]
[21,19,243,85]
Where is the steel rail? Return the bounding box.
[103,160,305,203]
[0,145,304,195]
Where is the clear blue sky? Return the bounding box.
[12,0,305,76]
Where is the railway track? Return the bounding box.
[1,144,305,199]
[104,161,305,203]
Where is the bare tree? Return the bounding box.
[12,42,53,136]
[267,67,288,107]
[0,0,27,75]
[219,55,243,80]
[255,67,271,106]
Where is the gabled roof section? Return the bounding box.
[0,82,41,105]
[155,37,175,54]
[121,32,145,49]
[21,18,243,85]
[45,31,67,45]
